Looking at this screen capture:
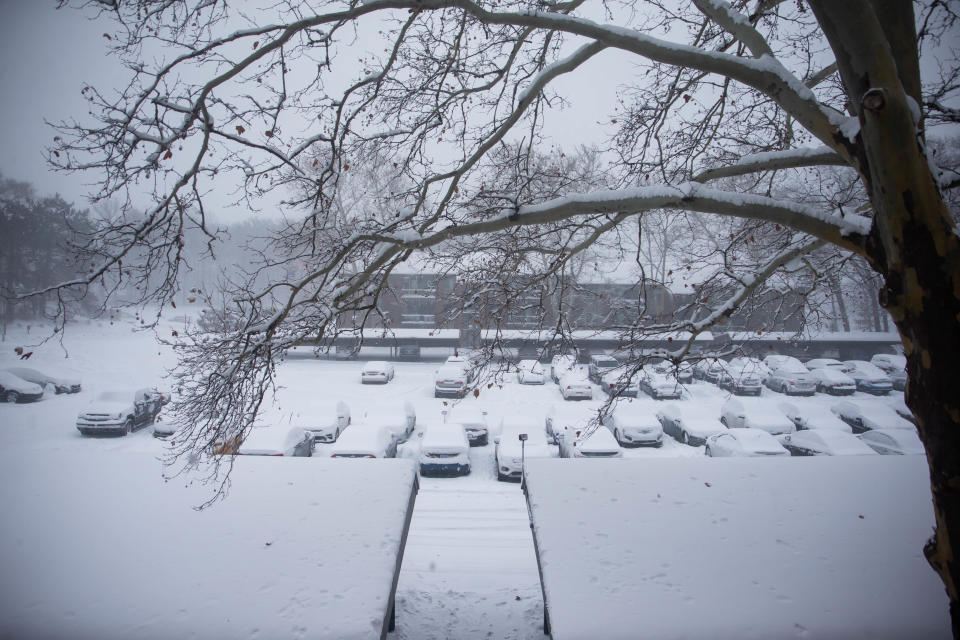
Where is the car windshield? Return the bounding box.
[97,391,130,402]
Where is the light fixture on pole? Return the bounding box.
[519,432,528,489]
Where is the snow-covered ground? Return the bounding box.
[0,315,944,637]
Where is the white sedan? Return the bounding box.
[705,428,789,457]
[495,419,555,481]
[777,429,877,456]
[360,360,395,384]
[601,403,664,447]
[516,360,546,385]
[809,367,857,396]
[558,370,593,400]
[0,371,44,403]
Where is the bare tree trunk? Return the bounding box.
[827,273,850,332]
[811,1,960,633]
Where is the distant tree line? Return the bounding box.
[0,173,96,322]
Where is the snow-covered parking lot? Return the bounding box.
[0,316,947,638]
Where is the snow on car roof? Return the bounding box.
[522,456,948,638]
[421,423,469,451]
[786,430,875,455]
[577,427,620,453]
[330,423,391,455]
[727,427,781,447]
[861,429,925,453]
[611,403,659,428]
[0,371,43,392]
[238,425,308,454]
[446,404,485,421]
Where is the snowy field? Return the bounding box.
[0,315,947,638]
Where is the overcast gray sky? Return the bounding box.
[0,1,628,218]
[0,2,122,206]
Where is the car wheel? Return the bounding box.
[614,428,622,445]
[123,418,133,436]
[4,391,19,403]
[720,416,728,427]
[705,445,713,457]
[681,431,689,445]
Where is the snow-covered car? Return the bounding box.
[76,388,166,436]
[587,354,620,384]
[153,415,177,438]
[601,403,664,447]
[842,360,893,395]
[716,364,763,396]
[0,371,44,403]
[654,360,694,384]
[762,354,797,371]
[495,418,555,481]
[804,358,850,372]
[777,430,877,456]
[444,355,475,382]
[694,357,728,383]
[550,354,578,383]
[765,361,817,396]
[434,364,469,398]
[544,402,598,445]
[859,429,925,455]
[330,423,398,458]
[600,369,640,398]
[238,426,314,457]
[354,401,417,443]
[729,357,771,380]
[889,396,916,425]
[3,366,81,395]
[418,423,471,476]
[558,370,593,400]
[638,369,683,400]
[809,367,857,396]
[360,360,395,384]
[516,359,546,385]
[558,424,623,459]
[889,369,907,391]
[720,398,795,435]
[656,404,727,447]
[870,353,907,373]
[444,405,489,446]
[779,402,852,433]
[288,400,351,443]
[704,428,789,457]
[831,400,914,433]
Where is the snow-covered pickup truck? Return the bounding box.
[76,388,169,436]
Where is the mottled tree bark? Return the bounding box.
[811,1,960,634]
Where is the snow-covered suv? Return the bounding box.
[76,388,168,436]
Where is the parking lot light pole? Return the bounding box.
[519,433,528,490]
